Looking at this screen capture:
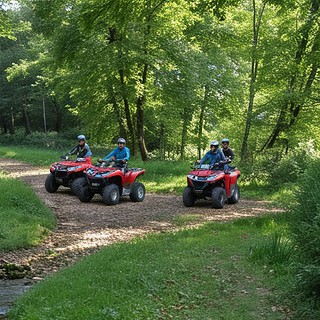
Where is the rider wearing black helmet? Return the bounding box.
[221,138,235,162]
[99,138,130,163]
[65,134,92,159]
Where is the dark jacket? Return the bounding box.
[68,143,92,158]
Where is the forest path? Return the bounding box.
[0,158,281,278]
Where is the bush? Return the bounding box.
[290,159,320,261]
[0,130,83,150]
[240,141,318,188]
[249,232,295,269]
[289,159,320,311]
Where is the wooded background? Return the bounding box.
[1,0,320,162]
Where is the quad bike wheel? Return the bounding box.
[73,177,94,202]
[102,184,120,205]
[211,187,226,209]
[70,177,84,195]
[227,183,240,204]
[130,182,145,202]
[45,173,60,193]
[183,186,196,207]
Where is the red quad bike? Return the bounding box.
[183,162,241,209]
[45,156,92,193]
[73,160,146,205]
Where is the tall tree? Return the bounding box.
[240,0,267,162]
[262,0,320,151]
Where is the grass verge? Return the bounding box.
[0,171,56,252]
[9,214,292,320]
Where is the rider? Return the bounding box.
[199,140,227,169]
[99,138,130,163]
[65,134,92,159]
[221,138,235,162]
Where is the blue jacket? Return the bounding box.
[68,143,92,158]
[200,149,226,165]
[103,146,130,161]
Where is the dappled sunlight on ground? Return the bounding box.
[0,158,284,279]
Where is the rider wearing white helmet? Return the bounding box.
[66,134,92,158]
[99,138,130,163]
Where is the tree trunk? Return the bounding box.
[197,85,208,159]
[10,106,15,134]
[42,96,47,133]
[136,18,150,161]
[118,68,136,155]
[180,107,191,160]
[52,97,62,132]
[159,123,165,160]
[240,0,266,162]
[136,82,148,161]
[135,1,167,161]
[111,93,127,139]
[1,117,8,134]
[23,107,31,135]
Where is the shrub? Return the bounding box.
[0,130,81,150]
[240,141,318,188]
[289,159,320,310]
[249,232,295,269]
[290,159,320,261]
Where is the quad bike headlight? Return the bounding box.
[102,172,111,178]
[67,165,82,171]
[187,174,198,180]
[206,175,217,181]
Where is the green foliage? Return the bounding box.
[0,130,75,149]
[0,172,55,252]
[289,159,320,260]
[288,159,320,311]
[10,217,289,320]
[0,3,15,40]
[249,232,295,272]
[239,141,319,205]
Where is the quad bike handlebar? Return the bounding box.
[60,155,88,162]
[193,161,229,170]
[97,159,127,168]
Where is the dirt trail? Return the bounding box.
[0,158,281,278]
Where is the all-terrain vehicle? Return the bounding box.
[183,162,240,209]
[45,156,92,193]
[73,160,145,205]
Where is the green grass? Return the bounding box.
[9,215,292,320]
[0,171,56,252]
[0,145,62,166]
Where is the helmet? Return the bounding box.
[117,138,126,144]
[221,138,229,144]
[210,140,219,147]
[77,134,86,141]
